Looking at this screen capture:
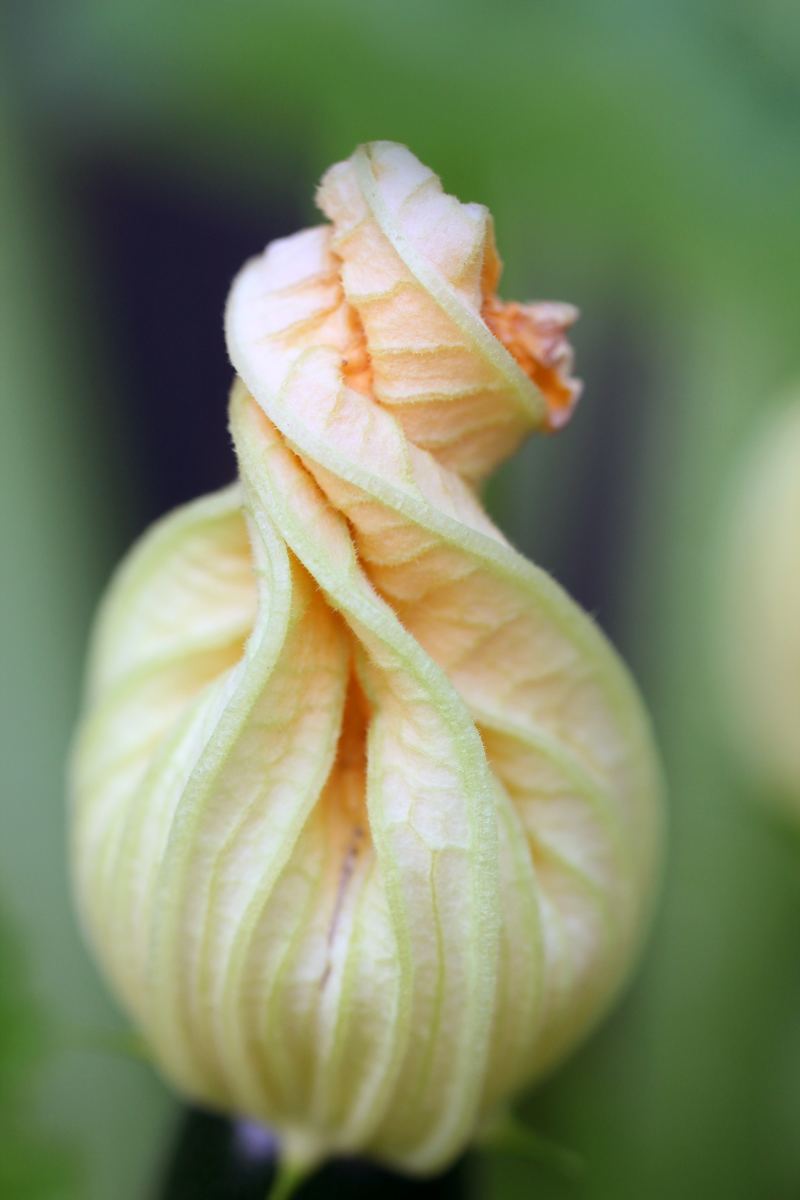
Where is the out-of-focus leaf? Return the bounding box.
[0,907,75,1197]
[0,72,175,1200]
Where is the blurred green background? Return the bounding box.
[3,1,800,1197]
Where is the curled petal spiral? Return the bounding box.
[70,142,663,1176]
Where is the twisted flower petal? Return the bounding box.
[71,142,663,1175]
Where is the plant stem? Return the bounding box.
[266,1154,312,1200]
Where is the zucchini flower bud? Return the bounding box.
[70,142,663,1177]
[719,394,800,804]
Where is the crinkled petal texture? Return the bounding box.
[720,394,800,802]
[71,142,662,1175]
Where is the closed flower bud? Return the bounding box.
[70,142,663,1178]
[719,393,800,803]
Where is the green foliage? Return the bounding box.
[0,913,75,1198]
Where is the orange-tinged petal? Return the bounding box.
[71,141,663,1179]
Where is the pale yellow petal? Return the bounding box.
[73,140,662,1180]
